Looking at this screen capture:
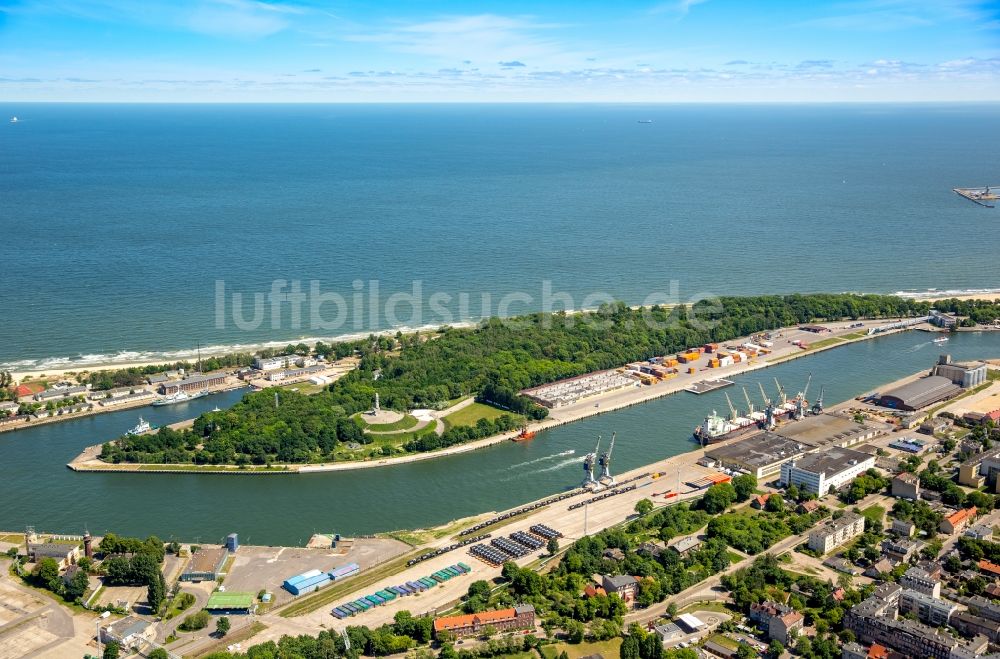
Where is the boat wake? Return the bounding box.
[533,456,581,474]
[507,450,575,470]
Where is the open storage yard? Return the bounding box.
[223,538,410,607]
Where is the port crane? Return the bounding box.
[583,435,601,488]
[724,392,739,421]
[758,382,776,430]
[774,377,788,405]
[792,374,812,420]
[598,432,617,486]
[811,385,825,415]
[742,386,756,417]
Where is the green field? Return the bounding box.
[356,413,420,432]
[206,591,256,610]
[541,639,622,659]
[443,402,521,428]
[803,336,846,351]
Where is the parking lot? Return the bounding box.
[223,538,409,606]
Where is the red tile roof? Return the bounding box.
[583,585,606,598]
[979,559,1000,577]
[868,644,890,659]
[433,608,518,632]
[946,506,977,527]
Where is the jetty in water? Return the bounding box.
[953,185,998,208]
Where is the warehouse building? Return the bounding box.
[780,447,875,496]
[180,546,228,582]
[878,376,962,411]
[283,569,331,596]
[931,354,988,388]
[771,412,882,450]
[161,372,227,395]
[704,432,807,480]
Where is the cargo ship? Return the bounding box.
[692,410,760,445]
[692,379,806,445]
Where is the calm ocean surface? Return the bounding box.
[1,103,998,370]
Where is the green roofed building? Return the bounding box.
[205,591,256,613]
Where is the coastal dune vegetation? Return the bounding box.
[99,293,930,467]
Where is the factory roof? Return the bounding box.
[106,615,151,640]
[705,431,806,469]
[880,376,962,409]
[786,446,872,476]
[186,546,228,574]
[772,412,879,448]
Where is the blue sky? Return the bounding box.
[1,0,998,101]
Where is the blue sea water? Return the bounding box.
[1,103,998,369]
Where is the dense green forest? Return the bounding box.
[100,293,930,466]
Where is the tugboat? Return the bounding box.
[512,426,537,442]
[125,417,154,435]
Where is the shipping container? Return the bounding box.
[332,608,347,619]
[367,595,384,605]
[407,581,425,591]
[354,599,371,610]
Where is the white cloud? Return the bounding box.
[649,0,709,17]
[345,14,569,65]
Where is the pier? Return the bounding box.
[953,186,998,208]
[685,379,735,395]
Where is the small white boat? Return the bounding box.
[126,417,153,435]
[933,336,949,344]
[10,116,19,124]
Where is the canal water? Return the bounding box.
[2,330,998,545]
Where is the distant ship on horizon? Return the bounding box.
[637,119,653,124]
[10,116,19,124]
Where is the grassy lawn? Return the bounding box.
[706,633,740,651]
[279,550,423,617]
[677,600,734,616]
[861,505,885,525]
[541,639,622,659]
[804,336,846,351]
[356,413,420,432]
[726,551,745,564]
[841,331,867,340]
[193,621,267,658]
[443,402,522,429]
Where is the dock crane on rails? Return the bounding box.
[583,435,601,489]
[759,381,777,430]
[598,432,617,486]
[811,385,826,415]
[793,373,812,420]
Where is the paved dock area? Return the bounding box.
[685,379,734,394]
